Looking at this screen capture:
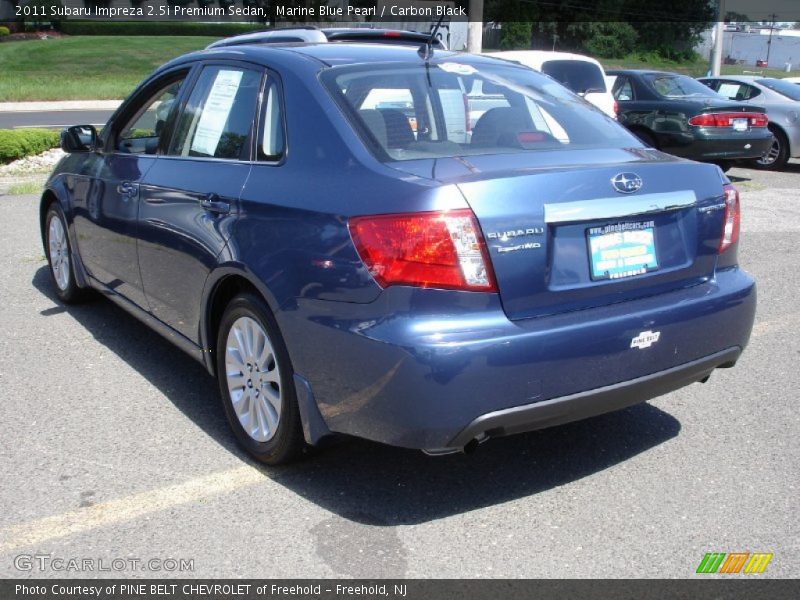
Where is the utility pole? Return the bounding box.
[467,0,483,53]
[766,13,777,66]
[710,0,725,76]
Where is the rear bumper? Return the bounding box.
[447,346,740,449]
[665,131,774,161]
[280,267,756,450]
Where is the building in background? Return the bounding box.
[697,26,800,72]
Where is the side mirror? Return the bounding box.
[61,125,98,153]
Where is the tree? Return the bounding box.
[484,0,714,59]
[725,11,750,22]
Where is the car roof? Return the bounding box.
[606,69,684,76]
[207,27,445,50]
[487,50,603,68]
[699,75,760,82]
[158,43,502,76]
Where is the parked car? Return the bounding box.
[44,42,756,464]
[698,75,800,169]
[486,50,617,118]
[607,70,773,171]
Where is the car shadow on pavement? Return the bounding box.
[33,266,681,526]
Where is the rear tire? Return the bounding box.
[751,126,789,170]
[44,203,87,304]
[216,293,305,465]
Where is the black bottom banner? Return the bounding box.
[2,579,799,600]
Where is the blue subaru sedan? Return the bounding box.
[42,40,756,464]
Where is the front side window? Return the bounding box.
[117,78,184,154]
[168,65,262,160]
[322,60,633,162]
[756,78,800,101]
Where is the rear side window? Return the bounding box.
[322,61,633,162]
[541,60,606,94]
[258,79,285,161]
[168,65,262,160]
[716,81,761,101]
[613,77,635,101]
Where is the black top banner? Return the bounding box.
[5,0,800,25]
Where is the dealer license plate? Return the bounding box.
[588,221,659,280]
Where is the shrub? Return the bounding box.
[0,129,61,163]
[499,22,533,50]
[0,26,10,37]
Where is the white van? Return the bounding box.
[485,50,618,119]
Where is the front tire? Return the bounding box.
[751,126,789,170]
[44,203,86,303]
[216,293,305,465]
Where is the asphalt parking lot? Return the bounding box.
[0,162,798,579]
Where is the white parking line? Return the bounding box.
[0,465,265,554]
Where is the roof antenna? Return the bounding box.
[419,15,445,60]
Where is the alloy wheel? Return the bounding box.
[225,316,282,442]
[756,137,781,166]
[48,216,70,291]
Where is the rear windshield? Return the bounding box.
[645,73,719,98]
[322,60,635,162]
[541,59,606,94]
[756,78,800,101]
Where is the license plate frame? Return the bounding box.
[587,221,659,281]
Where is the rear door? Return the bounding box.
[137,62,262,341]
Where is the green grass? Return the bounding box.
[0,36,216,102]
[8,181,43,195]
[601,54,793,78]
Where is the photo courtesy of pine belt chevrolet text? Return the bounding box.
[42,31,756,464]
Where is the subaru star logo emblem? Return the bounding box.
[611,172,643,194]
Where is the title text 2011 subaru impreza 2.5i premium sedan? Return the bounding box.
[42,41,756,464]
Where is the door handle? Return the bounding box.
[200,194,231,215]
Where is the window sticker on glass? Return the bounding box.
[191,70,243,156]
[717,83,740,99]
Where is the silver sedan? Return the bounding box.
[699,75,800,169]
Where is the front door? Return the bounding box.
[137,63,263,342]
[72,74,187,309]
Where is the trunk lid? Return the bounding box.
[390,149,727,320]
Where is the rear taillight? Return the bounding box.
[613,100,619,118]
[688,112,769,127]
[349,209,497,292]
[718,184,740,254]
